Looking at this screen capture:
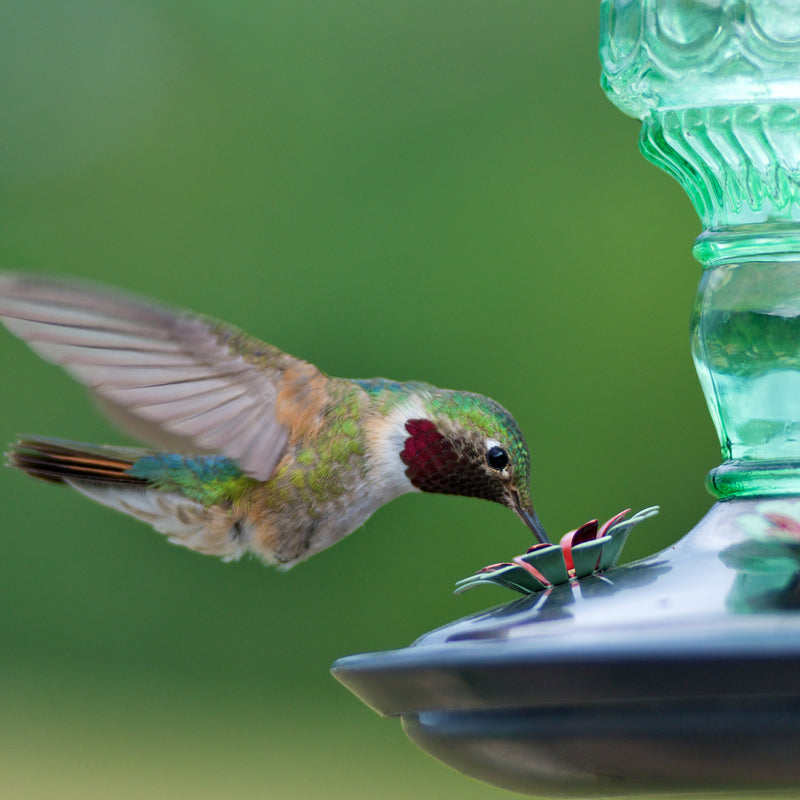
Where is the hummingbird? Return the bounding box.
[0,272,548,569]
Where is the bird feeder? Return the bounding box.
[332,2,800,794]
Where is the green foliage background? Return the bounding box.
[0,2,717,797]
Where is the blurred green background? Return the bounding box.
[0,1,717,798]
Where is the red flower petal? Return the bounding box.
[526,542,552,554]
[477,562,514,574]
[598,508,631,538]
[560,519,598,571]
[513,556,551,587]
[765,512,800,538]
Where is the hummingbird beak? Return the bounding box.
[513,496,550,544]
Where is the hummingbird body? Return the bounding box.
[1,273,548,568]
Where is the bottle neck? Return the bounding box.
[692,225,800,498]
[694,224,800,266]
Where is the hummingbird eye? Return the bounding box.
[486,445,509,471]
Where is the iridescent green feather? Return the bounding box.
[257,379,369,509]
[127,454,256,506]
[425,390,533,508]
[355,378,533,508]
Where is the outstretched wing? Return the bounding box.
[0,272,316,481]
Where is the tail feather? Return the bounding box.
[7,437,148,486]
[6,436,249,562]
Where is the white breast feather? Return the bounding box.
[364,395,428,504]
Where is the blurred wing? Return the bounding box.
[0,272,313,480]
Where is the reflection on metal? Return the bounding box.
[725,500,800,613]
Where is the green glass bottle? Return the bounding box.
[601,0,800,498]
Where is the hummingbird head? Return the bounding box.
[396,390,549,543]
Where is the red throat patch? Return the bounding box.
[400,419,459,492]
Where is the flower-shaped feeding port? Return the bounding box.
[455,506,659,595]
